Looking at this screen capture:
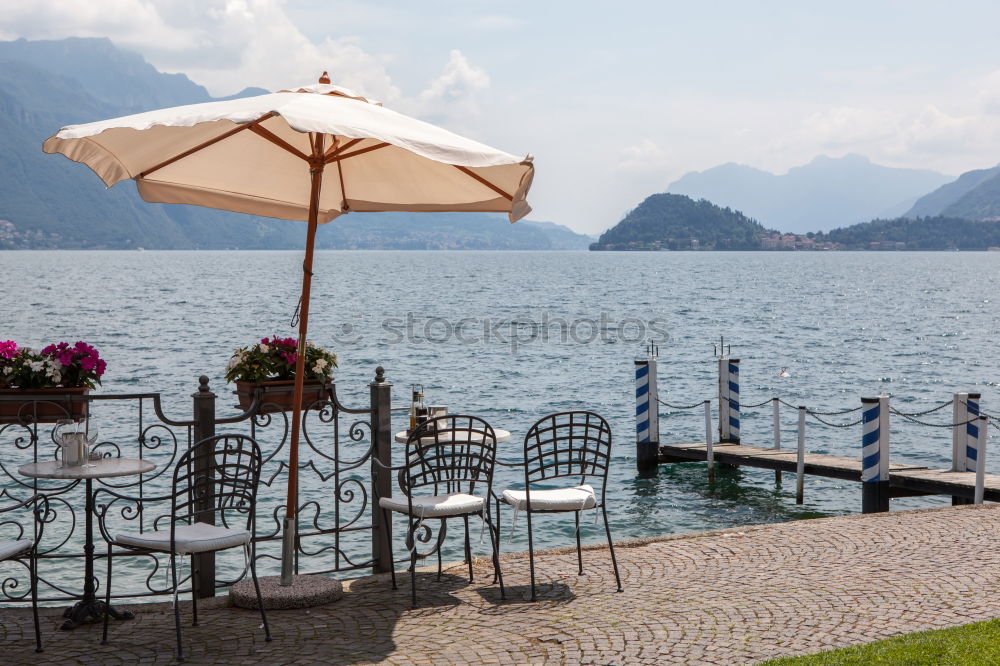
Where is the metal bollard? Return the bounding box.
[773,397,781,485]
[796,406,805,504]
[975,415,988,505]
[704,400,714,484]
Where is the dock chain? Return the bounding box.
[657,398,705,411]
[742,397,775,409]
[889,406,981,429]
[892,399,954,417]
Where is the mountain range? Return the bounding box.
[666,154,952,233]
[0,37,591,251]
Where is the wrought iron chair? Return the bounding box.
[95,434,271,661]
[377,414,505,607]
[0,492,49,653]
[498,411,622,601]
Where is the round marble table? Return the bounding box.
[19,457,156,630]
[19,457,156,481]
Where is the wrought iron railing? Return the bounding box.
[0,366,393,606]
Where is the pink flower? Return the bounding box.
[95,359,107,376]
[58,351,75,366]
[0,340,17,360]
[80,356,97,371]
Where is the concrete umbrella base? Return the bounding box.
[230,574,344,610]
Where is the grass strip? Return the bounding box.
[762,619,1000,665]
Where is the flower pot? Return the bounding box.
[0,387,90,424]
[235,380,331,414]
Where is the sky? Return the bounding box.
[2,0,1000,234]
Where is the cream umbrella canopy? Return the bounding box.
[43,74,534,585]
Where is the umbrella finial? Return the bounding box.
[318,71,331,84]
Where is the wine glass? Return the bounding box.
[80,423,99,468]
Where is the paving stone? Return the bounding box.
[5,504,1000,663]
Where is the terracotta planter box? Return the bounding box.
[0,387,90,424]
[235,380,330,413]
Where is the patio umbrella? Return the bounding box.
[42,73,534,585]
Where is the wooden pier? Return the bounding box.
[659,441,1000,503]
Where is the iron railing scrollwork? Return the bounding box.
[0,367,390,607]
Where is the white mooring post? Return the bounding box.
[773,397,782,485]
[861,395,891,513]
[635,354,660,474]
[952,392,969,471]
[704,400,715,484]
[796,406,806,504]
[952,391,972,504]
[975,415,988,504]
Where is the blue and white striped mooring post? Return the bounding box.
[964,393,982,476]
[861,395,891,513]
[952,392,981,504]
[635,349,660,474]
[718,358,740,443]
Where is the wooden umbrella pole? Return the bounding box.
[281,141,325,586]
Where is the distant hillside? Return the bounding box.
[590,193,772,250]
[310,214,590,250]
[0,37,579,250]
[904,165,1000,219]
[814,216,1000,250]
[939,172,1000,221]
[667,154,951,233]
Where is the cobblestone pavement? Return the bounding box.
[4,504,1000,664]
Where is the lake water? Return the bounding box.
[3,249,1000,563]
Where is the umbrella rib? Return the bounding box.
[453,166,514,201]
[249,125,311,162]
[323,137,363,161]
[324,142,390,164]
[138,112,276,179]
[331,136,349,212]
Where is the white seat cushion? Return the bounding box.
[115,521,251,555]
[0,539,32,561]
[379,492,484,518]
[502,484,596,512]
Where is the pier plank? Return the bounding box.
[659,441,992,501]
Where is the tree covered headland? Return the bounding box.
[590,193,772,250]
[589,191,1000,251]
[815,216,1000,250]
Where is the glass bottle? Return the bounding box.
[415,390,428,428]
[409,384,423,433]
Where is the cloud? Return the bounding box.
[977,70,1000,116]
[0,0,197,50]
[0,0,401,101]
[404,49,490,127]
[0,0,496,127]
[615,139,671,173]
[788,103,1000,172]
[798,106,898,149]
